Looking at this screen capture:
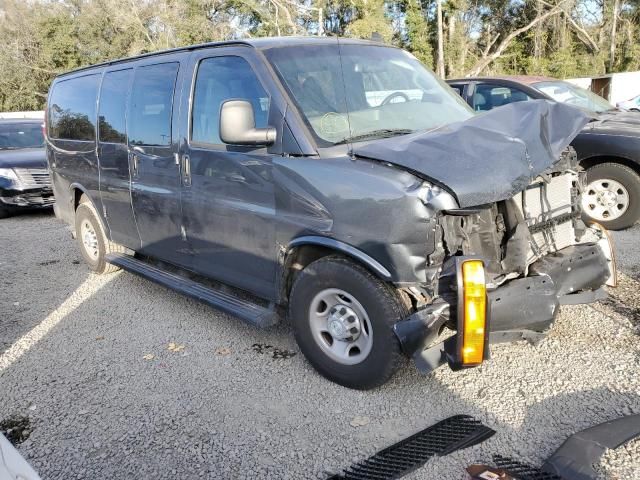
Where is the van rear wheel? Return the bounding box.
[289,256,407,390]
[74,198,124,274]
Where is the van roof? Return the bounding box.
[55,36,387,78]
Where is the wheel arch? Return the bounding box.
[580,155,640,177]
[279,236,393,303]
[69,183,93,211]
[69,184,111,240]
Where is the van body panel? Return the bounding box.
[178,48,282,298]
[47,73,103,225]
[128,55,188,266]
[272,155,433,286]
[97,67,139,249]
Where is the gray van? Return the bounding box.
[46,37,615,389]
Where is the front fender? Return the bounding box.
[288,236,392,280]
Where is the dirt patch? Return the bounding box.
[1,415,31,445]
[37,259,60,266]
[251,343,297,360]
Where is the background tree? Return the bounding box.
[0,0,637,111]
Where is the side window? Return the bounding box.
[128,63,179,147]
[473,84,531,111]
[99,69,132,143]
[449,84,464,97]
[48,74,100,141]
[191,56,270,146]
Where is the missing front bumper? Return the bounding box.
[395,242,612,374]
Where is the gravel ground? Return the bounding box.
[1,211,639,479]
[611,223,640,280]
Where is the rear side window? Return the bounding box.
[191,56,270,146]
[128,63,179,147]
[48,74,100,141]
[99,69,132,143]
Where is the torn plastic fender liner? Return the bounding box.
[541,414,640,480]
[353,100,591,207]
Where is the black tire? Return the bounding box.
[582,162,640,230]
[289,256,407,390]
[74,198,124,274]
[0,206,11,219]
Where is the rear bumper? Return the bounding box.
[395,242,612,374]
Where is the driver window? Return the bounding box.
[473,84,531,111]
[191,56,270,146]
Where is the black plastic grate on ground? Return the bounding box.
[327,415,495,480]
[492,455,563,480]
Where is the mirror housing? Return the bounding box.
[219,99,276,146]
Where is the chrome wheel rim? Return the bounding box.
[80,219,99,260]
[582,178,629,221]
[308,288,373,365]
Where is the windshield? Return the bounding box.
[265,44,473,145]
[533,81,614,114]
[0,123,44,150]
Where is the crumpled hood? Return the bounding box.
[353,100,590,207]
[0,148,47,169]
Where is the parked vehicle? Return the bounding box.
[617,94,640,112]
[446,76,640,230]
[0,118,53,218]
[0,433,40,480]
[46,38,614,389]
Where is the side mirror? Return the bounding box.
[219,99,276,146]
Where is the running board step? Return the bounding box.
[327,415,495,480]
[106,253,278,328]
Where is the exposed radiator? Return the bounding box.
[512,172,579,263]
[14,168,51,189]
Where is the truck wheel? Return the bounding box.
[0,206,10,219]
[289,256,407,390]
[582,163,640,230]
[74,198,124,274]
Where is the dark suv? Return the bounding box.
[46,38,614,389]
[447,76,640,230]
[0,118,53,218]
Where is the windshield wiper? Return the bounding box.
[335,128,413,145]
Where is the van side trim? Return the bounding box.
[288,236,392,280]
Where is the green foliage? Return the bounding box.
[0,0,638,111]
[404,0,433,68]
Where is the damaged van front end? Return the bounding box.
[353,101,615,373]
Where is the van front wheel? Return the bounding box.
[74,199,123,274]
[289,256,407,390]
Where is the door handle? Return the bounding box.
[182,154,191,187]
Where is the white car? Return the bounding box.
[0,433,40,479]
[617,94,640,112]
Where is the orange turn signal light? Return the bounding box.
[461,260,487,365]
